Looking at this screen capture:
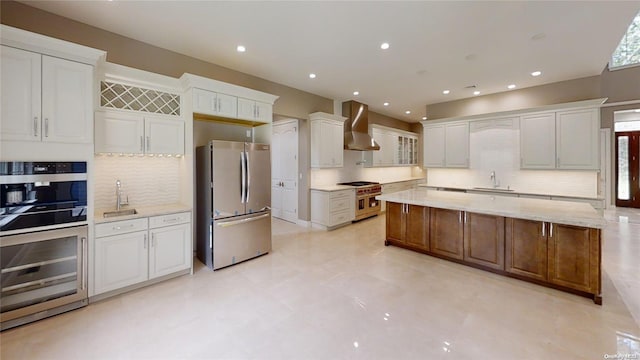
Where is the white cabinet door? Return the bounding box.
[254,101,272,123]
[192,88,216,114]
[41,55,93,143]
[556,109,599,170]
[94,231,148,294]
[144,116,185,155]
[520,113,556,169]
[237,97,256,121]
[423,125,445,167]
[445,122,469,167]
[149,223,191,279]
[0,46,41,142]
[216,93,238,118]
[95,111,144,154]
[311,119,343,168]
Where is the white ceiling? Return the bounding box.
[20,1,640,122]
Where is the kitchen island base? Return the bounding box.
[383,199,602,304]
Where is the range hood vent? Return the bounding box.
[342,100,380,151]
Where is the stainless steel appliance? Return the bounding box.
[0,161,88,330]
[338,181,382,221]
[196,141,272,270]
[342,100,380,151]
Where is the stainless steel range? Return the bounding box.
[338,181,382,221]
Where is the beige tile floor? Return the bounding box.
[1,208,639,359]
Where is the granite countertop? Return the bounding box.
[418,184,603,201]
[309,185,355,192]
[95,203,192,224]
[381,177,426,185]
[377,188,606,229]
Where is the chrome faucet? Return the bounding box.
[115,179,128,210]
[490,171,500,188]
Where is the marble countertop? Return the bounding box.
[382,177,426,185]
[377,188,606,229]
[311,177,426,192]
[418,184,603,201]
[95,203,192,224]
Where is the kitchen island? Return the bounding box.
[376,188,606,304]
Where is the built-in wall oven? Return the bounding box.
[0,162,88,330]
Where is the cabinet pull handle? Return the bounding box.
[459,211,462,223]
[34,116,38,137]
[44,118,49,137]
[557,157,560,167]
[542,222,546,237]
[81,237,87,290]
[113,224,134,231]
[144,234,148,249]
[146,136,150,151]
[550,223,553,238]
[163,217,178,223]
[140,136,144,152]
[464,212,468,223]
[218,98,222,112]
[151,233,155,247]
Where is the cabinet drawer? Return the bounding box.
[330,190,353,200]
[96,218,148,237]
[149,212,191,229]
[330,197,351,213]
[330,209,353,226]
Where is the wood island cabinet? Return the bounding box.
[505,218,548,281]
[429,208,464,260]
[548,223,600,295]
[384,201,602,304]
[463,212,505,270]
[386,203,428,250]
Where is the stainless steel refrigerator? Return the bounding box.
[196,140,272,270]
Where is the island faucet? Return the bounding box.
[490,171,500,188]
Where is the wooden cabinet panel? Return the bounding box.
[463,212,505,270]
[406,205,428,249]
[429,208,463,260]
[386,202,404,243]
[548,224,600,293]
[505,218,547,281]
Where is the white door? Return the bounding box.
[272,120,299,223]
[94,231,148,294]
[1,46,41,141]
[94,111,144,154]
[144,116,185,154]
[41,55,93,143]
[149,224,191,279]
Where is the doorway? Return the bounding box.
[272,119,299,223]
[615,131,640,208]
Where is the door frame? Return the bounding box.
[615,131,640,208]
[600,128,611,208]
[272,119,299,223]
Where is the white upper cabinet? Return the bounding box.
[520,109,599,170]
[310,112,345,168]
[237,97,272,123]
[423,122,468,168]
[556,109,599,170]
[95,111,184,155]
[444,122,469,167]
[520,113,557,169]
[365,125,417,167]
[423,124,445,167]
[1,46,93,144]
[192,88,237,118]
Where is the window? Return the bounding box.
[610,11,640,70]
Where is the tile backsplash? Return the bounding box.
[94,155,181,210]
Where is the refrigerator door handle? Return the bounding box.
[216,213,270,227]
[245,150,251,203]
[240,151,247,203]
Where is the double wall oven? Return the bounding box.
[338,181,382,221]
[0,162,88,330]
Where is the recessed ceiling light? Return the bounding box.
[309,73,316,79]
[405,110,411,115]
[353,91,359,96]
[531,71,542,77]
[236,45,246,53]
[383,102,389,106]
[422,116,428,120]
[473,91,480,95]
[380,42,390,50]
[507,84,516,89]
[443,90,450,95]
[635,109,640,113]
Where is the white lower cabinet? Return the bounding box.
[311,189,355,229]
[93,212,191,297]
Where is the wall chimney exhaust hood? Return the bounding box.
[342,100,380,151]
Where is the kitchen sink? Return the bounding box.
[472,187,515,192]
[103,209,138,218]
